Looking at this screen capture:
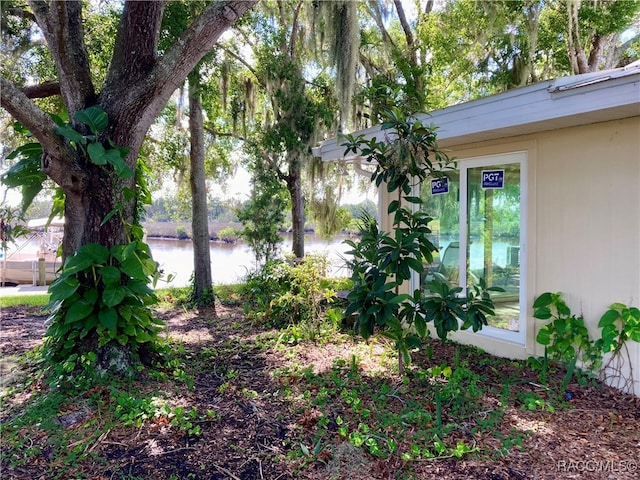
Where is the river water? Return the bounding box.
[148,235,354,288]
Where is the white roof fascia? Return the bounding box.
[315,63,640,162]
[27,216,65,229]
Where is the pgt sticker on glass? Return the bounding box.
[481,169,505,189]
[430,177,449,195]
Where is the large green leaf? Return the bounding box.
[98,307,118,331]
[107,154,134,179]
[87,142,108,165]
[82,243,110,264]
[49,276,80,303]
[120,256,145,280]
[99,265,122,286]
[532,292,553,308]
[74,105,108,134]
[103,285,127,308]
[536,327,552,345]
[65,300,95,324]
[5,142,43,161]
[598,309,619,327]
[63,252,95,275]
[55,125,86,144]
[415,314,427,337]
[533,306,552,320]
[1,144,47,213]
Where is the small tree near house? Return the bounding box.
[342,109,503,373]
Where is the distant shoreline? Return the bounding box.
[142,220,242,241]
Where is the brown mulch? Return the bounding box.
[1,303,639,480]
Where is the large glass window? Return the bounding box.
[420,152,526,344]
[420,172,460,287]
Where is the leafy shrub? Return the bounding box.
[175,225,189,240]
[242,255,336,334]
[596,303,640,353]
[533,292,602,390]
[217,226,241,243]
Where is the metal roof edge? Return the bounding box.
[315,64,640,162]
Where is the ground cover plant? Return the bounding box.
[1,282,639,480]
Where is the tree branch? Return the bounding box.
[2,6,36,23]
[0,76,86,192]
[22,81,61,99]
[28,0,95,114]
[203,125,248,143]
[289,0,303,59]
[1,77,61,151]
[221,45,264,88]
[365,1,396,50]
[393,0,415,54]
[103,0,165,95]
[100,1,258,160]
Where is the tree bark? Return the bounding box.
[188,70,213,302]
[287,154,305,259]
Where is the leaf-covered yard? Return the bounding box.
[1,296,639,480]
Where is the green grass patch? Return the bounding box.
[0,293,50,308]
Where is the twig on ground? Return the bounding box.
[87,429,111,453]
[257,457,265,480]
[211,461,242,480]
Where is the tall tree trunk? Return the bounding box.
[287,155,305,259]
[188,71,214,302]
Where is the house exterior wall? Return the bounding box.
[380,116,640,393]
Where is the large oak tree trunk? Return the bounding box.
[61,169,132,259]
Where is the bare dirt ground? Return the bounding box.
[1,303,639,480]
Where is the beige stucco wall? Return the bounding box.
[379,116,640,393]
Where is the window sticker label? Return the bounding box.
[481,169,505,189]
[431,177,449,195]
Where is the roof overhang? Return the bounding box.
[313,61,640,162]
[27,216,65,229]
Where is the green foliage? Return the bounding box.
[27,105,164,380]
[533,292,601,367]
[595,302,640,393]
[242,256,336,339]
[422,278,505,340]
[532,294,640,394]
[342,110,500,370]
[237,163,288,264]
[533,292,602,390]
[175,225,189,240]
[1,138,47,213]
[283,352,522,467]
[0,206,30,253]
[2,106,136,222]
[596,303,640,353]
[41,241,165,378]
[217,226,241,243]
[53,106,133,178]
